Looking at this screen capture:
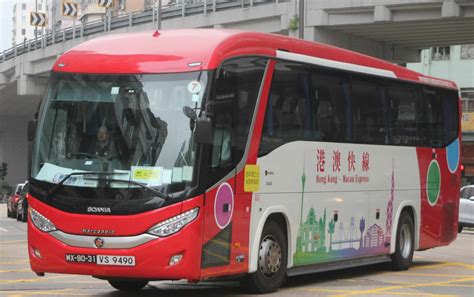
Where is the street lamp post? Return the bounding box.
[158,0,162,30]
[298,0,304,39]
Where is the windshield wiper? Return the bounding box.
[46,172,127,199]
[82,177,170,200]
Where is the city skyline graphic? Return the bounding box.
[294,160,395,266]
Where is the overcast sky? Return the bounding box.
[0,0,15,52]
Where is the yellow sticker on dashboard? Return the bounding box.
[131,166,162,186]
[244,165,260,192]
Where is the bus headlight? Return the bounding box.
[29,207,57,232]
[148,207,199,237]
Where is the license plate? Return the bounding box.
[65,254,135,266]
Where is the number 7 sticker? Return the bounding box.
[187,80,202,94]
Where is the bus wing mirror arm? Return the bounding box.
[195,112,213,145]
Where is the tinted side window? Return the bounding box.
[442,90,459,145]
[312,69,350,142]
[388,84,420,145]
[351,77,387,144]
[423,88,444,147]
[209,57,267,173]
[259,62,312,156]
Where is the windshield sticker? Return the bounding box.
[111,86,120,95]
[182,166,193,181]
[244,165,260,192]
[53,174,78,186]
[172,167,183,183]
[131,166,163,186]
[162,169,172,184]
[84,160,93,166]
[187,81,202,94]
[36,163,74,183]
[35,163,99,187]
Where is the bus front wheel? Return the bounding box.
[108,279,149,291]
[390,211,414,271]
[243,220,287,294]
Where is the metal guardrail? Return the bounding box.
[0,0,288,64]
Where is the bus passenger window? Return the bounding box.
[351,78,386,145]
[312,70,348,143]
[388,85,420,146]
[259,62,310,156]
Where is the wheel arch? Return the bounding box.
[390,201,419,254]
[248,207,292,273]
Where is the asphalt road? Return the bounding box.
[0,203,473,297]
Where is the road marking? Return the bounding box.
[0,275,72,284]
[400,272,473,278]
[0,260,29,265]
[0,268,31,273]
[3,288,90,296]
[329,276,474,297]
[412,261,474,270]
[302,288,353,293]
[1,240,27,244]
[0,227,8,232]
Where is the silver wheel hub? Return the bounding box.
[258,236,282,277]
[400,224,412,259]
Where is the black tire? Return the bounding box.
[242,220,287,294]
[390,212,414,271]
[458,226,463,233]
[108,280,148,291]
[16,211,21,221]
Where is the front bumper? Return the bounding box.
[28,214,203,280]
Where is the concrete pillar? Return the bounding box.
[0,115,30,185]
[17,76,46,96]
[374,6,392,22]
[442,1,461,18]
[309,27,420,63]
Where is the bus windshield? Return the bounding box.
[31,71,209,197]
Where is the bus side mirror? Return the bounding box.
[27,120,37,142]
[195,113,212,145]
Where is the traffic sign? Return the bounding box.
[98,0,113,8]
[30,12,46,27]
[62,1,78,17]
[0,162,8,179]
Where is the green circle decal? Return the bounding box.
[426,160,441,206]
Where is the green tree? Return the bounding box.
[328,219,335,251]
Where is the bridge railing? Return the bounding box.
[0,0,289,64]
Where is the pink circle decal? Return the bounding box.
[214,183,234,229]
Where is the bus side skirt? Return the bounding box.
[287,255,390,277]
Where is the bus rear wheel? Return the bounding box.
[390,211,414,271]
[243,220,287,294]
[108,279,149,291]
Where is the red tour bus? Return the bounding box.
[28,30,461,293]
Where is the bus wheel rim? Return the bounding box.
[400,224,412,259]
[259,235,282,278]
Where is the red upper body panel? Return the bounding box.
[53,29,457,90]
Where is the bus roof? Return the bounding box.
[54,29,457,90]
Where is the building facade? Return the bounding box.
[408,45,474,185]
[12,0,52,46]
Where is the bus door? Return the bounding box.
[200,97,236,278]
[200,57,268,278]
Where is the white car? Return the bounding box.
[459,185,474,233]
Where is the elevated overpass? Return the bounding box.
[0,0,473,184]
